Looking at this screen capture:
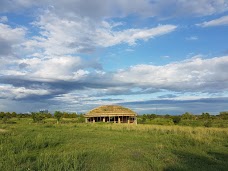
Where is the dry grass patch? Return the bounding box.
[0,129,7,133]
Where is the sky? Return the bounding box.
[0,0,228,115]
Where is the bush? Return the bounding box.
[77,116,85,123]
[172,116,181,124]
[219,111,228,120]
[54,111,63,124]
[146,118,174,125]
[31,113,46,123]
[204,120,212,127]
[181,112,195,120]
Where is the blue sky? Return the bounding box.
[0,0,228,114]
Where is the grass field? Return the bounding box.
[1,118,228,171]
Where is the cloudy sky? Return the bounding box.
[0,0,228,114]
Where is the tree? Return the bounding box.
[148,114,157,120]
[201,112,210,120]
[181,112,195,120]
[164,114,171,119]
[31,112,37,122]
[204,120,212,127]
[219,111,228,120]
[0,112,5,120]
[31,112,46,123]
[2,112,12,123]
[76,114,85,123]
[44,113,53,118]
[172,116,181,124]
[71,113,77,118]
[63,112,70,118]
[12,112,17,117]
[54,111,63,124]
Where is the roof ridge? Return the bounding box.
[86,105,137,116]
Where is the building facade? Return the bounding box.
[84,105,137,124]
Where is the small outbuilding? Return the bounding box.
[84,105,137,124]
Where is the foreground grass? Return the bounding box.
[0,119,228,171]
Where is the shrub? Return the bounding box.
[147,118,174,125]
[54,111,63,124]
[181,112,195,120]
[204,120,212,127]
[172,116,181,124]
[77,116,85,123]
[219,111,228,120]
[31,112,46,123]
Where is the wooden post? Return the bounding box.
[103,117,105,122]
[127,116,130,124]
[118,117,120,123]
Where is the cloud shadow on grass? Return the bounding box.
[164,150,228,171]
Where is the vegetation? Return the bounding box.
[0,111,84,124]
[54,111,64,124]
[137,111,228,128]
[0,111,227,170]
[31,112,46,123]
[1,111,228,127]
[0,118,228,171]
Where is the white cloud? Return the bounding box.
[0,23,26,58]
[1,56,92,81]
[125,48,134,52]
[29,12,96,55]
[197,15,228,27]
[23,56,84,80]
[0,0,43,13]
[0,23,26,59]
[1,55,228,113]
[4,55,227,97]
[164,0,228,17]
[0,84,50,99]
[2,55,228,96]
[161,55,170,59]
[0,16,8,22]
[1,0,227,19]
[0,1,227,114]
[0,0,154,19]
[186,36,198,40]
[97,24,177,46]
[26,11,177,56]
[0,23,25,41]
[114,56,228,92]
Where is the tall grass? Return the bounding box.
[0,119,228,171]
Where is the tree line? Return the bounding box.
[1,111,227,126]
[138,111,228,127]
[0,111,85,123]
[139,111,228,120]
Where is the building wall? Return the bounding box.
[85,115,137,124]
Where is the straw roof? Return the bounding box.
[85,105,137,117]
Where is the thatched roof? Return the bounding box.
[85,105,137,117]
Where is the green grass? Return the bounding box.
[1,118,228,171]
[178,119,228,128]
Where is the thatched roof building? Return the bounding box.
[85,105,137,124]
